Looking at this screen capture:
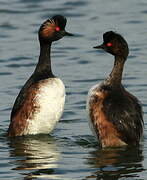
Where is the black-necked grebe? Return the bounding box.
[8,15,73,137]
[87,31,143,148]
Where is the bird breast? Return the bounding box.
[26,77,65,134]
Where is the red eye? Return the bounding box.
[107,42,113,47]
[55,27,60,31]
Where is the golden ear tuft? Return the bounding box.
[40,21,56,38]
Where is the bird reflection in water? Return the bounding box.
[85,146,144,180]
[8,135,60,179]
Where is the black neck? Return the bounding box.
[34,42,54,78]
[105,56,126,88]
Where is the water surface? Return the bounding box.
[0,0,147,179]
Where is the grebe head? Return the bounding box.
[39,15,73,43]
[94,31,129,59]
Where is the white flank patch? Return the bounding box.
[86,83,101,139]
[26,78,65,135]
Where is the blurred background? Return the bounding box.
[0,0,147,179]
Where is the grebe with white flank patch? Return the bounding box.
[8,15,73,137]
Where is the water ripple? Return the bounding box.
[125,20,143,24]
[64,1,88,7]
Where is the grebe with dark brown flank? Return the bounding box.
[8,15,73,137]
[87,31,143,148]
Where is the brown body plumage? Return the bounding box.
[87,31,143,148]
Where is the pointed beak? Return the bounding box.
[93,44,105,49]
[64,31,74,36]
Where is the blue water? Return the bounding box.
[1,0,147,179]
